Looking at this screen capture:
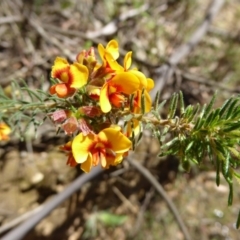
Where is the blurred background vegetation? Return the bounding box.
[0,0,240,239]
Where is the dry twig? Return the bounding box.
[127,157,191,240]
[130,187,155,237]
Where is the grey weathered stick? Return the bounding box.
[0,16,22,25]
[0,206,43,235]
[1,166,103,240]
[127,157,191,240]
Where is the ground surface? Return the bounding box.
[0,0,240,239]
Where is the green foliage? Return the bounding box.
[83,211,127,238]
[0,80,60,139]
[155,92,240,226]
[97,211,128,226]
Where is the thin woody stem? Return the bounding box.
[142,116,194,133]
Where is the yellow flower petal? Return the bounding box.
[100,83,112,113]
[99,128,132,153]
[72,133,95,163]
[80,155,93,173]
[105,52,123,71]
[110,72,140,94]
[124,51,132,70]
[129,70,147,89]
[70,63,89,89]
[106,39,119,60]
[54,83,70,98]
[146,78,154,91]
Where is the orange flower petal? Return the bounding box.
[55,83,70,98]
[60,141,72,151]
[109,92,125,108]
[66,153,78,167]
[49,85,57,95]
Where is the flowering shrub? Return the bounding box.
[1,39,240,227]
[49,40,154,172]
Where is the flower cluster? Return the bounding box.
[49,40,154,172]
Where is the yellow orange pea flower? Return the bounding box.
[93,40,120,76]
[100,72,141,113]
[72,127,132,172]
[50,57,89,98]
[0,122,11,141]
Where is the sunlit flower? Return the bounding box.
[72,127,132,172]
[50,57,89,98]
[100,72,140,113]
[0,122,11,141]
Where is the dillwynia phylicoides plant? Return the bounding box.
[0,40,240,227]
